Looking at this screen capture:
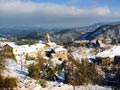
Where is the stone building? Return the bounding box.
[45,46,68,61]
[95,57,112,65]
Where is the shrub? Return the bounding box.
[28,64,41,79]
[46,68,56,80]
[37,52,46,70]
[0,75,17,90]
[4,77,17,89]
[26,54,35,60]
[38,79,47,88]
[65,58,105,86]
[111,38,117,45]
[38,58,46,70]
[0,52,5,73]
[0,74,4,88]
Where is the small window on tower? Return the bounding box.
[59,58,62,61]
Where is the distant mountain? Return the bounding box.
[13,32,46,40]
[0,21,111,36]
[0,26,61,36]
[51,29,83,43]
[51,22,120,42]
[76,24,120,40]
[1,21,120,43]
[13,24,102,42]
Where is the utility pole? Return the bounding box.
[21,53,24,71]
[21,57,23,70]
[72,64,75,90]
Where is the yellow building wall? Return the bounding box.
[54,50,68,61]
[27,47,45,60]
[13,48,20,55]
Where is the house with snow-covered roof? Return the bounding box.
[0,41,45,62]
[0,42,19,58]
[53,46,68,61]
[45,45,68,61]
[96,45,120,64]
[25,43,45,60]
[45,42,57,48]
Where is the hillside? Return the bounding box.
[14,24,120,43]
[1,21,120,43]
[76,24,120,40]
[14,32,46,40]
[51,29,83,43]
[12,23,104,42]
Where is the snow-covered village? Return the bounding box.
[0,33,120,90]
[1,0,120,90]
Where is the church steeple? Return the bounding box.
[45,33,51,43]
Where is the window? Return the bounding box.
[59,58,62,61]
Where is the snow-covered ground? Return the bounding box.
[4,59,41,90]
[4,59,112,90]
[4,59,26,78]
[42,82,112,90]
[70,47,95,63]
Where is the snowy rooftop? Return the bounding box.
[45,45,67,52]
[0,42,18,48]
[0,41,45,53]
[47,42,56,47]
[25,43,45,53]
[96,45,120,58]
[53,46,67,52]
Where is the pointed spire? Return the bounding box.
[45,33,51,43]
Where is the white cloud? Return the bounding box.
[0,0,112,16]
[0,0,120,27]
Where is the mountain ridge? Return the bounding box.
[76,24,120,41]
[1,21,120,42]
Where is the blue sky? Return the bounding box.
[30,0,120,9]
[0,0,120,28]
